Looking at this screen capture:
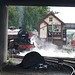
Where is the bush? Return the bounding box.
[7,53,10,60]
[8,60,13,64]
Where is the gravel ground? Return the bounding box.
[9,58,22,64]
[0,71,70,75]
[1,48,73,75]
[0,62,72,75]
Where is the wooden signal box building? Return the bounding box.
[37,12,64,48]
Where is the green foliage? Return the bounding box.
[8,60,13,64]
[7,53,10,60]
[8,6,19,28]
[8,6,58,31]
[7,52,13,64]
[49,10,59,14]
[67,34,71,39]
[22,6,48,31]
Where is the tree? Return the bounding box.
[8,6,19,28]
[8,6,58,31]
[22,6,48,31]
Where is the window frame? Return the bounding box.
[53,25,61,32]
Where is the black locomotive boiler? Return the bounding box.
[9,29,34,53]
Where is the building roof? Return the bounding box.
[37,12,64,25]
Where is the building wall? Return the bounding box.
[53,37,61,39]
[44,15,61,25]
[71,33,75,40]
[40,23,47,38]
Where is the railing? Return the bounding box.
[48,32,62,37]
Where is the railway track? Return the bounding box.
[44,56,75,75]
[10,54,75,75]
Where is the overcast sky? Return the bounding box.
[67,29,75,34]
[49,6,75,23]
[49,6,75,34]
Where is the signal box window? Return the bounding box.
[49,17,53,22]
[48,25,52,32]
[53,25,61,32]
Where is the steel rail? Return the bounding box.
[10,54,75,75]
[44,57,75,75]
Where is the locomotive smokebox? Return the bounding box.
[19,51,46,69]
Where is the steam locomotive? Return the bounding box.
[9,29,34,53]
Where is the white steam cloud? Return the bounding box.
[17,30,75,58]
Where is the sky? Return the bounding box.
[49,6,75,23]
[67,29,75,34]
[49,6,75,34]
